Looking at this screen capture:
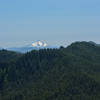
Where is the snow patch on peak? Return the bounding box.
[32,41,47,47]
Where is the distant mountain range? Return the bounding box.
[1,41,100,53]
[7,41,58,53]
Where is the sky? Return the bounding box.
[0,0,100,47]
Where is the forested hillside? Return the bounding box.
[0,41,100,100]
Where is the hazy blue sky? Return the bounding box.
[0,0,100,47]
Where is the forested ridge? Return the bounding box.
[0,41,100,100]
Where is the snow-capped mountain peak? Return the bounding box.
[32,41,47,47]
[6,41,58,53]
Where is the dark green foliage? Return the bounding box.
[0,41,100,100]
[0,49,22,63]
